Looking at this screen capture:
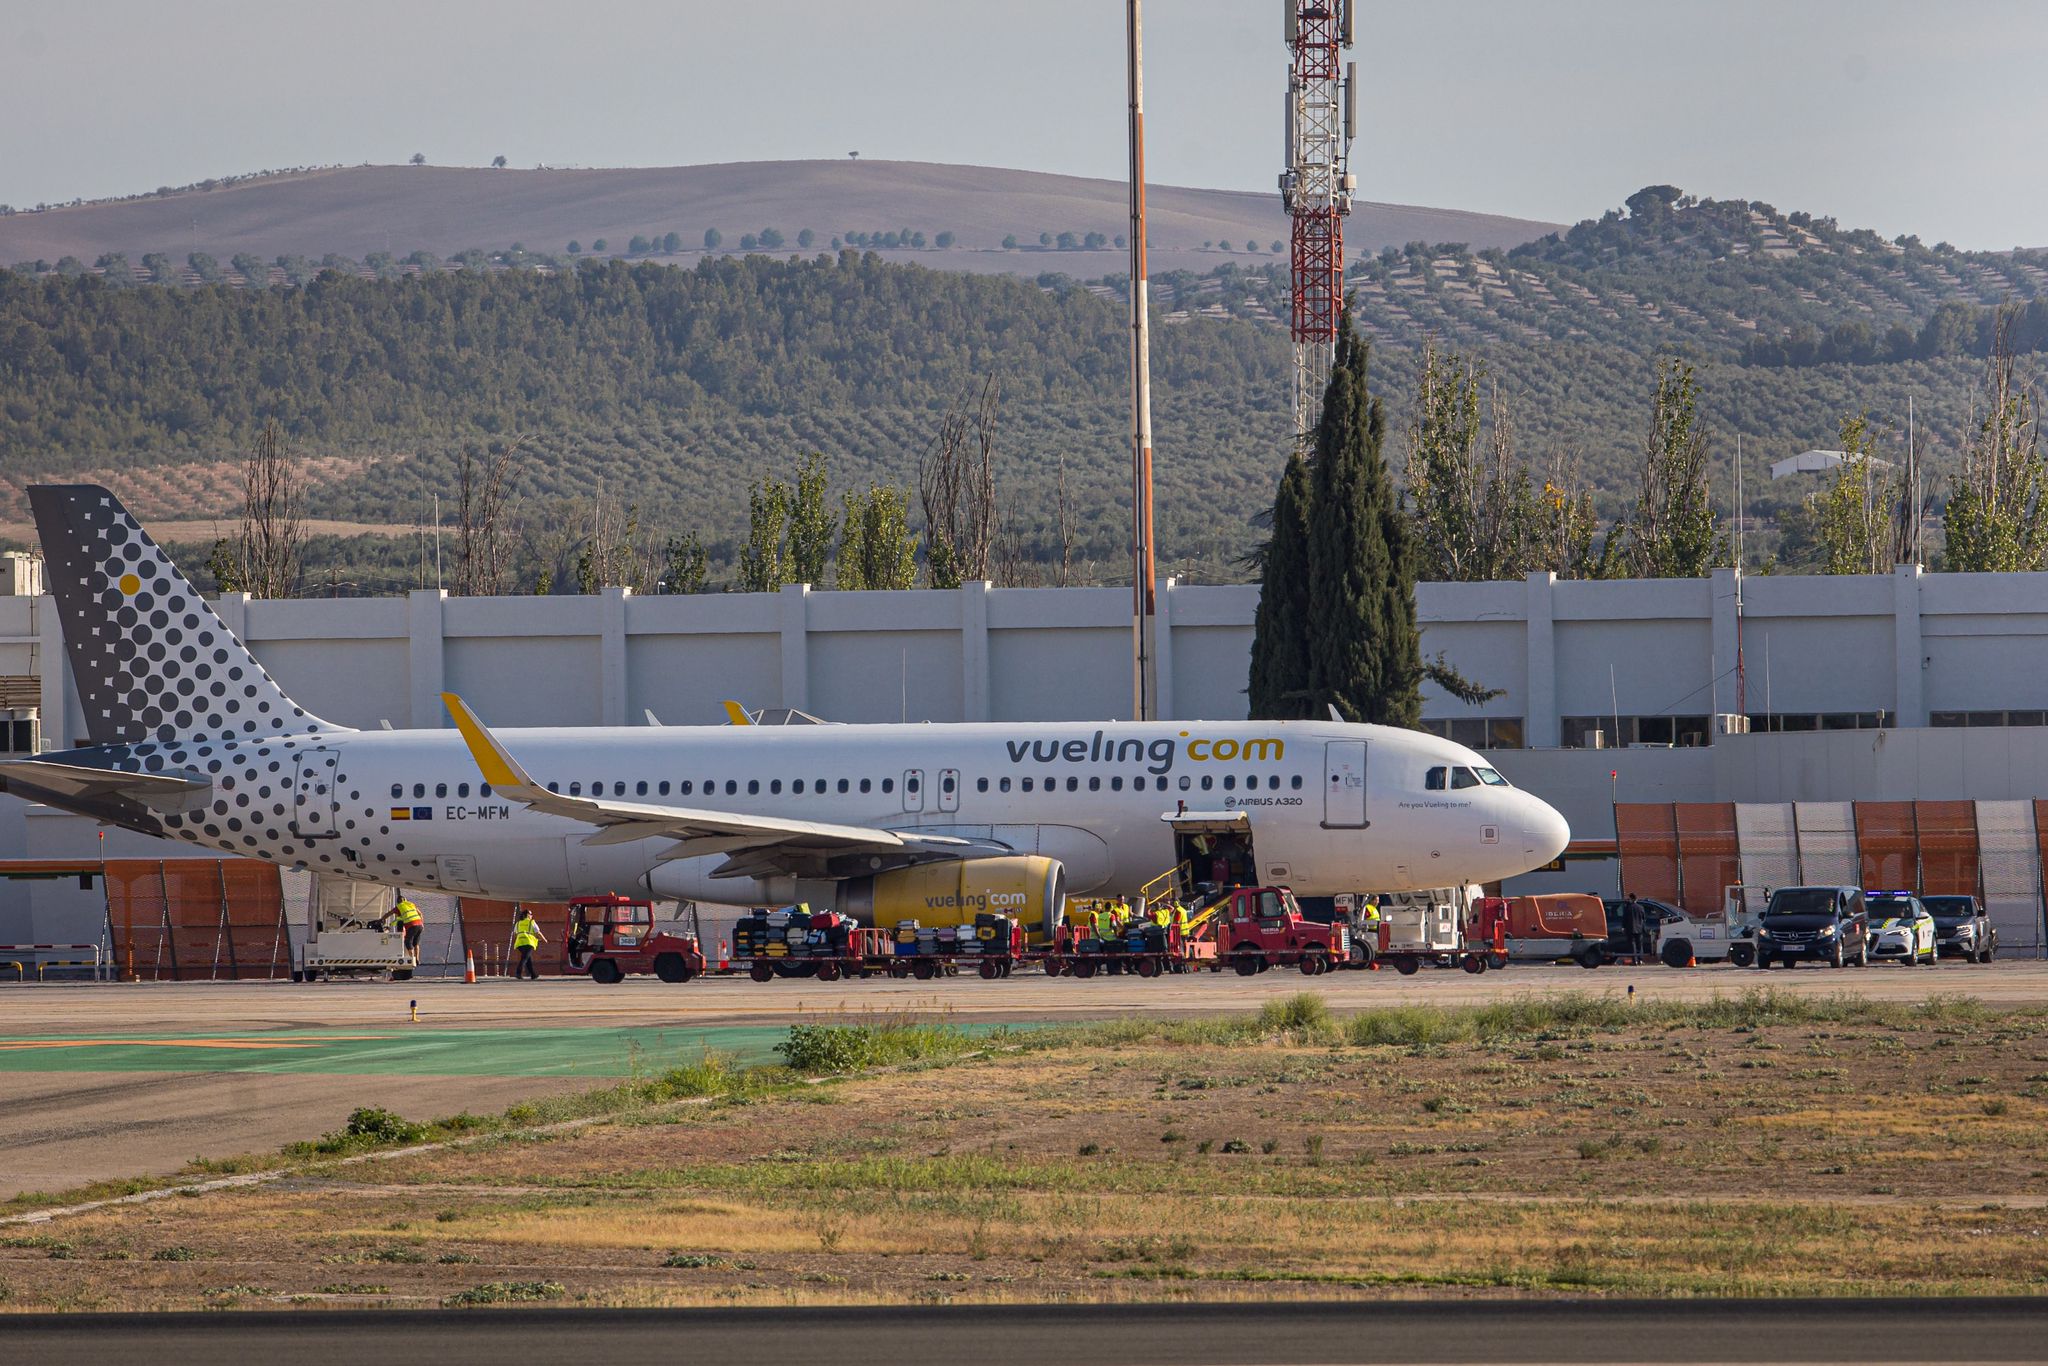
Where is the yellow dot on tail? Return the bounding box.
[118,574,140,595]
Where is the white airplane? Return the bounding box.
[0,485,1570,935]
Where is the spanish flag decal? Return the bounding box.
[390,807,411,821]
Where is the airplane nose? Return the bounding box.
[1522,798,1570,863]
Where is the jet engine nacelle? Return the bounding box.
[835,856,1067,942]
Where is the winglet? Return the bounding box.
[441,693,534,791]
[722,700,753,726]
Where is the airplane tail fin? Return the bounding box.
[29,484,337,746]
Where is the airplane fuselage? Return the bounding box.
[64,718,1568,905]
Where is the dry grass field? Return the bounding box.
[5,991,2047,1312]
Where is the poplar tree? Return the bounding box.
[737,475,788,593]
[836,483,917,590]
[1247,452,1313,719]
[786,451,836,585]
[1944,310,2046,572]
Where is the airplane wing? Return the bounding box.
[0,757,211,813]
[442,693,1003,879]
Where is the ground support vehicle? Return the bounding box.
[884,914,1025,980]
[1924,895,1997,962]
[1755,886,1869,969]
[1043,916,1217,979]
[734,905,882,982]
[1864,891,1939,966]
[294,876,412,982]
[563,894,707,985]
[1368,892,1466,975]
[1210,886,1350,976]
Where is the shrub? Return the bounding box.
[443,1280,565,1307]
[1259,992,1333,1037]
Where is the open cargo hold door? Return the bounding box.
[1161,810,1255,904]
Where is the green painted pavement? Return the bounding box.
[0,1026,793,1077]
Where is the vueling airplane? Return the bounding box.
[0,486,1569,935]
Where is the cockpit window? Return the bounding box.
[1475,767,1509,787]
[1451,767,1481,789]
[1425,767,1447,791]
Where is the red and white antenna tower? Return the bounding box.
[1281,1,1357,440]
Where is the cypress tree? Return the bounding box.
[1247,451,1313,719]
[1306,319,1423,726]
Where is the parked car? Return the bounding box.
[1599,897,1687,965]
[1755,886,1868,969]
[1864,891,1938,966]
[1922,894,1997,963]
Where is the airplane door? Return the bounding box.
[902,769,925,813]
[291,749,340,839]
[1323,740,1368,829]
[937,768,960,813]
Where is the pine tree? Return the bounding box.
[1247,452,1313,719]
[1306,320,1423,726]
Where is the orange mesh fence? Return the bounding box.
[1915,801,1979,897]
[104,859,174,981]
[1855,802,1917,893]
[219,860,288,979]
[1674,803,1739,919]
[459,899,569,976]
[1614,804,1681,905]
[161,861,230,980]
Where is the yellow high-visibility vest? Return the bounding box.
[394,900,423,928]
[512,915,540,949]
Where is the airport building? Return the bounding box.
[4,563,2048,955]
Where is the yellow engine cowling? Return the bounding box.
[835,856,1067,942]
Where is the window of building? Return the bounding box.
[1418,716,1526,749]
[1560,715,1712,749]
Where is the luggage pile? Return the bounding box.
[736,905,854,961]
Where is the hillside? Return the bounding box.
[2,184,2045,592]
[0,160,1559,281]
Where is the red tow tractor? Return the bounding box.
[1212,886,1350,976]
[560,894,707,985]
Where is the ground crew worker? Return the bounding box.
[1091,903,1115,942]
[392,897,424,962]
[1622,892,1644,963]
[510,905,545,980]
[1359,897,1382,934]
[1152,900,1172,929]
[1173,901,1193,936]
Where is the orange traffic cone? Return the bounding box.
[1687,955,1697,968]
[718,939,730,972]
[464,950,477,984]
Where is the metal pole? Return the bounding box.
[1126,0,1158,721]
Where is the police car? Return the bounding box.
[1864,891,1939,965]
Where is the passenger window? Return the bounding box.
[1425,767,1447,791]
[636,780,648,796]
[881,778,893,793]
[480,784,492,798]
[907,774,920,793]
[1222,775,1236,791]
[1290,774,1303,789]
[458,782,470,798]
[1451,768,1481,789]
[1110,776,1123,791]
[1200,775,1213,790]
[1088,776,1100,791]
[569,782,582,796]
[859,778,871,794]
[793,779,804,795]
[770,779,783,795]
[977,777,989,793]
[615,781,626,796]
[747,780,760,795]
[1066,777,1078,792]
[838,779,849,793]
[546,782,559,794]
[1021,777,1034,792]
[724,780,737,795]
[680,781,692,795]
[1178,776,1191,790]
[390,783,403,799]
[942,773,956,794]
[658,781,670,796]
[999,777,1011,792]
[413,783,425,799]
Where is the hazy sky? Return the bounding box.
[5,0,2045,248]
